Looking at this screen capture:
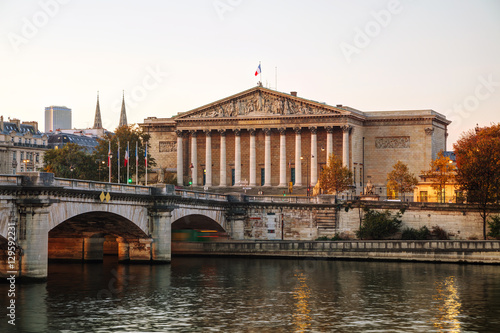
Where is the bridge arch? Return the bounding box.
[171,207,227,231]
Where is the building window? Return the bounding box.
[18,138,22,143]
[35,154,39,162]
[359,167,363,186]
[420,191,428,202]
[20,152,24,160]
[12,152,16,160]
[353,167,356,184]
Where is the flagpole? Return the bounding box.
[135,141,138,185]
[127,141,130,184]
[117,140,120,183]
[145,142,148,186]
[108,140,111,183]
[259,61,262,83]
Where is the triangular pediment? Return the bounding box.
[174,87,351,120]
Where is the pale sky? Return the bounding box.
[1,0,499,147]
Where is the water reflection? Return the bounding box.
[433,276,462,332]
[3,258,500,332]
[292,271,311,332]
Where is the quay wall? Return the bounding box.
[172,240,500,264]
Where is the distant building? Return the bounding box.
[93,92,103,129]
[45,106,72,132]
[119,91,128,128]
[47,131,99,151]
[0,116,48,174]
[414,151,458,203]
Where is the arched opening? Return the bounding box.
[0,235,21,278]
[171,214,228,242]
[48,211,150,262]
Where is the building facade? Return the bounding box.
[140,86,450,195]
[45,106,72,132]
[0,117,48,174]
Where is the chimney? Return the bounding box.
[290,91,297,97]
[336,104,343,107]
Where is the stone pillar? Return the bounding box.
[129,239,153,262]
[279,127,287,187]
[326,126,333,160]
[190,131,198,186]
[310,126,318,186]
[150,211,172,262]
[219,129,227,187]
[234,129,241,186]
[47,238,83,260]
[18,206,49,280]
[294,127,302,186]
[342,125,351,168]
[83,236,104,262]
[176,130,183,186]
[204,130,212,187]
[249,128,256,186]
[116,237,130,262]
[264,128,272,186]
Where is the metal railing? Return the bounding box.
[175,189,229,202]
[54,178,152,195]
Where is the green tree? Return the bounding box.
[421,150,456,203]
[454,124,500,239]
[387,161,418,200]
[356,208,402,239]
[92,125,156,183]
[43,143,97,180]
[318,154,353,198]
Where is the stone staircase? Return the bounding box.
[316,209,337,237]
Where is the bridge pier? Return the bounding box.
[150,211,172,263]
[117,238,154,262]
[18,205,50,281]
[48,237,84,260]
[83,236,105,262]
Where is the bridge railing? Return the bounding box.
[246,195,336,204]
[0,174,23,186]
[54,178,153,195]
[174,189,229,201]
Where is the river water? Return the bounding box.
[2,256,500,332]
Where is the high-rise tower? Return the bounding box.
[119,90,127,128]
[93,91,103,129]
[45,106,72,132]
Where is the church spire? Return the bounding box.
[93,91,103,129]
[119,90,127,128]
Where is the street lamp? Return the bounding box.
[96,159,105,181]
[22,159,30,172]
[300,156,311,197]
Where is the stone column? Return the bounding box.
[279,127,287,187]
[18,206,49,280]
[249,128,256,186]
[190,131,198,186]
[342,125,351,168]
[176,130,183,186]
[219,129,226,187]
[150,210,172,262]
[326,126,333,160]
[116,237,130,262]
[204,130,212,187]
[294,127,302,186]
[264,128,272,186]
[234,129,241,186]
[310,126,318,187]
[83,235,105,262]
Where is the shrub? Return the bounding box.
[487,216,500,239]
[401,226,431,240]
[431,226,449,240]
[316,236,330,241]
[356,209,402,240]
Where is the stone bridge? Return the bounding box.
[0,173,338,280]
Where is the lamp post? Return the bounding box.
[300,156,311,197]
[22,159,30,172]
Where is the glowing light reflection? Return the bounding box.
[292,272,311,333]
[432,276,462,332]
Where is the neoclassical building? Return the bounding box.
[141,86,450,195]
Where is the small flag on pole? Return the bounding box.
[124,145,129,166]
[144,144,148,167]
[108,141,112,166]
[255,64,261,76]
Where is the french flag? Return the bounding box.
[255,64,261,76]
[144,144,147,167]
[124,146,129,167]
[107,141,112,166]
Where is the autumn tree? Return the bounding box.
[421,150,456,203]
[318,154,353,198]
[93,125,155,183]
[386,161,418,200]
[43,143,98,180]
[454,124,500,239]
